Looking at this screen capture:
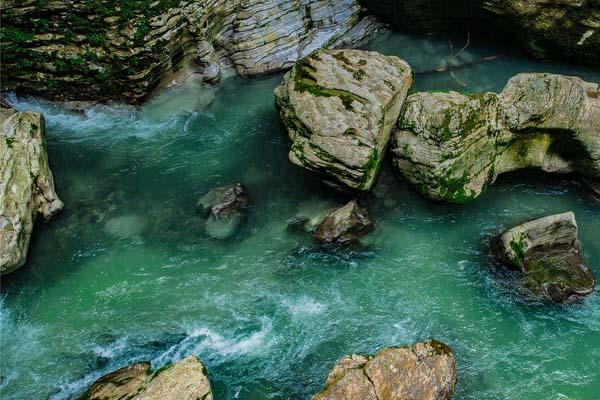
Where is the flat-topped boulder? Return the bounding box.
[1,108,63,274]
[315,200,373,244]
[391,73,600,203]
[84,355,212,400]
[491,212,595,303]
[275,49,412,191]
[313,340,457,400]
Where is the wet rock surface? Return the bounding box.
[275,49,412,191]
[313,340,457,400]
[391,73,600,203]
[0,107,63,274]
[491,211,596,303]
[85,355,212,400]
[315,200,373,244]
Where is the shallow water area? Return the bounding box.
[1,32,600,399]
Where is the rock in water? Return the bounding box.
[491,212,595,303]
[391,73,600,203]
[197,183,248,239]
[275,49,413,191]
[313,340,457,400]
[315,200,373,244]
[0,108,63,275]
[85,355,212,400]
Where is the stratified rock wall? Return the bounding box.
[1,108,63,274]
[0,0,380,103]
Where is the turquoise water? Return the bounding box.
[1,32,600,399]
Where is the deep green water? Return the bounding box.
[2,32,600,399]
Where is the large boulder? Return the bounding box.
[275,49,413,191]
[1,108,63,274]
[491,212,595,303]
[85,355,212,400]
[197,182,248,239]
[314,200,373,244]
[391,73,600,203]
[313,340,457,400]
[362,0,599,66]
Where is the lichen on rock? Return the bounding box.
[1,107,63,275]
[275,48,413,191]
[391,73,600,203]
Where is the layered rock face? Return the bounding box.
[275,49,412,191]
[314,340,457,400]
[1,0,380,103]
[85,355,212,400]
[391,73,600,203]
[1,107,63,275]
[491,212,595,303]
[362,0,600,66]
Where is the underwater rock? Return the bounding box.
[1,0,381,103]
[275,49,413,191]
[0,108,63,275]
[313,340,457,400]
[491,211,595,303]
[391,73,600,203]
[315,200,373,244]
[197,183,248,239]
[104,214,147,239]
[362,0,599,66]
[85,355,212,400]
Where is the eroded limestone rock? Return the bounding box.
[275,49,412,191]
[391,73,600,203]
[313,340,457,400]
[85,355,212,400]
[314,200,373,244]
[1,108,63,274]
[491,211,595,303]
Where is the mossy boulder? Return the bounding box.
[1,107,63,274]
[84,355,212,400]
[313,340,457,400]
[491,212,595,303]
[391,73,600,203]
[275,49,413,192]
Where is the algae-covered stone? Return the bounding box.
[85,355,212,400]
[275,49,413,191]
[313,340,457,400]
[391,73,600,203]
[314,200,373,244]
[1,108,63,274]
[491,212,595,303]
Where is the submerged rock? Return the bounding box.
[315,200,373,244]
[197,183,248,239]
[491,212,595,303]
[275,49,413,191]
[0,108,63,274]
[85,355,212,400]
[391,73,600,203]
[314,340,457,400]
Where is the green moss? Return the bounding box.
[509,232,526,268]
[438,171,477,203]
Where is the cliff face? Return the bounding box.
[361,0,600,66]
[1,0,379,103]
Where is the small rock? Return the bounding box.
[85,355,212,400]
[313,340,457,400]
[491,212,595,303]
[197,183,248,239]
[315,200,373,244]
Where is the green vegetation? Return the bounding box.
[509,232,526,268]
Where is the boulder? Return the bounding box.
[491,212,595,303]
[313,340,457,400]
[1,108,63,274]
[314,200,373,244]
[197,183,248,239]
[85,355,212,400]
[391,73,600,203]
[275,49,413,191]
